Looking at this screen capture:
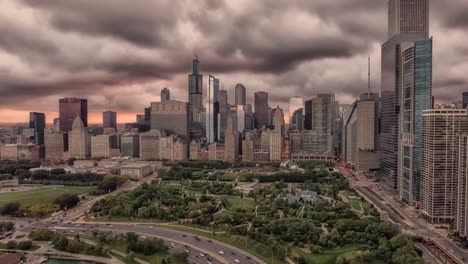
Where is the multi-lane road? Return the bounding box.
[21,221,265,264]
[340,166,468,264]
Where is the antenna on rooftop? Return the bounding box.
[368,56,371,99]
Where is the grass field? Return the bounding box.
[0,186,95,207]
[298,244,365,264]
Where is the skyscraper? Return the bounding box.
[421,108,468,223]
[206,75,220,143]
[388,0,429,39]
[304,99,313,130]
[272,106,285,136]
[150,100,189,139]
[309,94,335,154]
[103,111,117,130]
[380,0,430,194]
[398,38,433,204]
[188,58,203,121]
[289,97,304,124]
[463,92,468,109]
[161,87,170,102]
[457,133,468,237]
[291,108,304,131]
[68,116,91,159]
[59,98,88,133]
[29,112,45,145]
[218,89,228,139]
[235,83,246,106]
[254,91,268,129]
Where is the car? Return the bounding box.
[231,252,236,255]
[234,259,240,263]
[218,251,224,255]
[194,236,201,241]
[207,240,212,243]
[199,253,205,257]
[182,234,187,237]
[246,256,251,260]
[184,249,190,253]
[450,249,455,253]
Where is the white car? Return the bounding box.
[234,259,240,263]
[199,253,205,257]
[218,251,224,255]
[184,249,190,253]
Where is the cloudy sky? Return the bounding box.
[0,0,467,124]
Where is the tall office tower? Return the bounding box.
[44,128,65,160]
[309,94,335,154]
[139,130,161,159]
[291,108,304,131]
[398,38,433,203]
[289,97,304,124]
[235,83,246,106]
[68,116,91,159]
[342,95,380,172]
[463,92,468,109]
[269,129,282,162]
[151,100,189,139]
[224,114,239,163]
[388,0,429,39]
[121,134,139,157]
[254,92,268,129]
[161,87,170,102]
[29,112,45,145]
[103,111,117,130]
[144,107,151,125]
[91,134,119,158]
[53,118,60,132]
[272,106,285,136]
[304,100,313,130]
[59,98,88,133]
[218,89,228,139]
[188,57,203,121]
[236,106,245,133]
[457,133,468,237]
[421,108,468,223]
[244,104,255,131]
[380,0,430,193]
[289,131,302,154]
[206,75,220,143]
[242,132,254,161]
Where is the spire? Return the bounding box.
[192,56,199,74]
[368,56,371,99]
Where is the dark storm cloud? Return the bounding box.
[0,0,466,117]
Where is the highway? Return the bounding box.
[22,222,264,264]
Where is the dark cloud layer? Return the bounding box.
[0,0,466,120]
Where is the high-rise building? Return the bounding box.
[244,104,255,131]
[103,111,117,130]
[121,134,139,157]
[309,94,335,154]
[289,97,304,124]
[304,99,313,130]
[235,83,246,106]
[139,130,161,159]
[254,92,268,129]
[398,38,433,204]
[380,0,430,193]
[59,98,88,133]
[421,108,468,223]
[188,58,203,121]
[151,100,189,139]
[68,116,91,159]
[388,0,429,39]
[161,87,170,102]
[218,89,228,139]
[29,112,45,145]
[206,75,220,143]
[463,92,468,109]
[457,133,468,237]
[224,114,239,163]
[291,108,304,131]
[91,134,119,158]
[242,132,254,161]
[44,128,66,160]
[289,131,302,154]
[269,130,282,162]
[236,106,245,133]
[272,106,285,136]
[342,94,380,172]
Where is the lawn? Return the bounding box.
[0,186,95,207]
[298,244,365,264]
[225,196,256,210]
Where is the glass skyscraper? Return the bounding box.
[380,0,430,195]
[235,83,246,106]
[254,92,268,129]
[29,112,45,145]
[206,75,219,143]
[188,58,203,121]
[399,38,432,203]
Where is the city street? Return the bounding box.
[339,166,468,264]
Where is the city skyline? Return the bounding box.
[0,0,467,124]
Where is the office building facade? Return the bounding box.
[206,75,220,143]
[235,83,246,106]
[59,98,88,133]
[29,112,45,145]
[188,58,203,121]
[150,100,189,139]
[254,92,268,129]
[161,87,170,102]
[103,111,117,130]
